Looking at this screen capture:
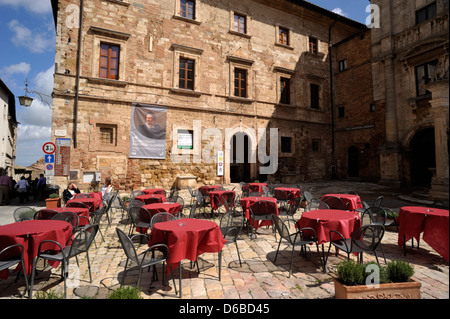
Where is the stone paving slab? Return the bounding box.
[0,181,448,300]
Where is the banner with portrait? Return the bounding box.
[129,103,167,159]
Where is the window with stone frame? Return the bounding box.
[179,0,195,20]
[310,83,320,109]
[278,27,289,46]
[312,139,321,152]
[281,136,292,154]
[99,43,120,80]
[97,124,117,146]
[415,60,438,96]
[309,37,318,54]
[280,77,291,105]
[234,68,247,98]
[416,2,436,25]
[179,57,195,90]
[233,13,247,34]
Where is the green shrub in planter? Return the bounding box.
[386,260,414,283]
[122,196,130,202]
[336,260,365,286]
[49,193,60,199]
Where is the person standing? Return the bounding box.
[0,168,13,205]
[36,173,47,200]
[15,176,29,203]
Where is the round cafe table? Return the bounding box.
[67,197,102,212]
[0,220,72,279]
[244,183,268,193]
[274,187,301,205]
[198,185,222,196]
[398,206,449,261]
[148,218,226,297]
[135,194,167,204]
[142,188,166,196]
[297,209,361,245]
[208,190,236,212]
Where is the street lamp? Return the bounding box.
[18,79,52,109]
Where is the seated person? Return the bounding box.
[62,182,81,203]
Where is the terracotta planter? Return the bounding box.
[333,277,421,299]
[45,197,61,209]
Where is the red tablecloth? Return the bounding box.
[274,187,301,204]
[321,193,363,211]
[73,192,102,202]
[51,207,90,226]
[149,218,226,273]
[297,210,361,245]
[135,194,167,204]
[142,188,166,195]
[240,197,278,230]
[135,203,182,234]
[67,197,102,212]
[209,190,236,211]
[0,220,72,279]
[198,185,222,196]
[244,183,268,193]
[398,206,449,261]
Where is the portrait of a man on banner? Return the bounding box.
[129,103,167,159]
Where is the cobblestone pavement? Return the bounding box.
[0,181,448,300]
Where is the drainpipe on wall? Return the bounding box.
[329,18,338,179]
[73,0,84,149]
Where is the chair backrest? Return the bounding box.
[249,200,277,220]
[64,224,99,258]
[128,199,145,214]
[150,212,176,229]
[92,206,106,225]
[116,227,139,263]
[271,214,292,242]
[303,190,314,203]
[129,206,151,226]
[221,191,235,206]
[220,211,244,242]
[352,224,385,252]
[66,201,89,209]
[305,199,329,212]
[274,189,289,201]
[361,207,387,225]
[241,183,250,197]
[51,211,79,231]
[373,196,384,208]
[187,185,196,197]
[34,209,59,220]
[322,196,345,210]
[287,197,302,216]
[167,188,178,201]
[0,244,25,271]
[196,191,204,206]
[13,207,35,222]
[189,200,199,218]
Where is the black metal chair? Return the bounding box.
[322,196,346,210]
[13,207,35,222]
[272,215,319,277]
[188,200,200,219]
[324,224,385,271]
[116,228,177,292]
[29,224,99,298]
[304,199,330,212]
[273,188,290,211]
[128,206,152,236]
[278,197,302,223]
[187,186,197,206]
[356,195,384,214]
[0,244,29,297]
[168,195,185,218]
[248,200,277,239]
[75,193,91,199]
[218,210,245,278]
[303,190,314,203]
[66,201,89,210]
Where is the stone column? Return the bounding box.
[424,79,449,200]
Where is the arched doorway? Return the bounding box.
[347,146,359,178]
[410,127,435,188]
[230,132,251,183]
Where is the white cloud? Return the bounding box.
[0,0,52,14]
[332,8,349,17]
[0,62,31,77]
[8,19,54,54]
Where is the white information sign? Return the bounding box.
[217,151,224,176]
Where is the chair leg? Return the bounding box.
[29,257,38,299]
[86,251,92,283]
[289,245,295,278]
[218,250,222,281]
[274,238,282,263]
[235,242,242,267]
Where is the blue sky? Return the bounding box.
[0,0,369,167]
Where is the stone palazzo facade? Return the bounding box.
[50,0,374,191]
[370,0,448,198]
